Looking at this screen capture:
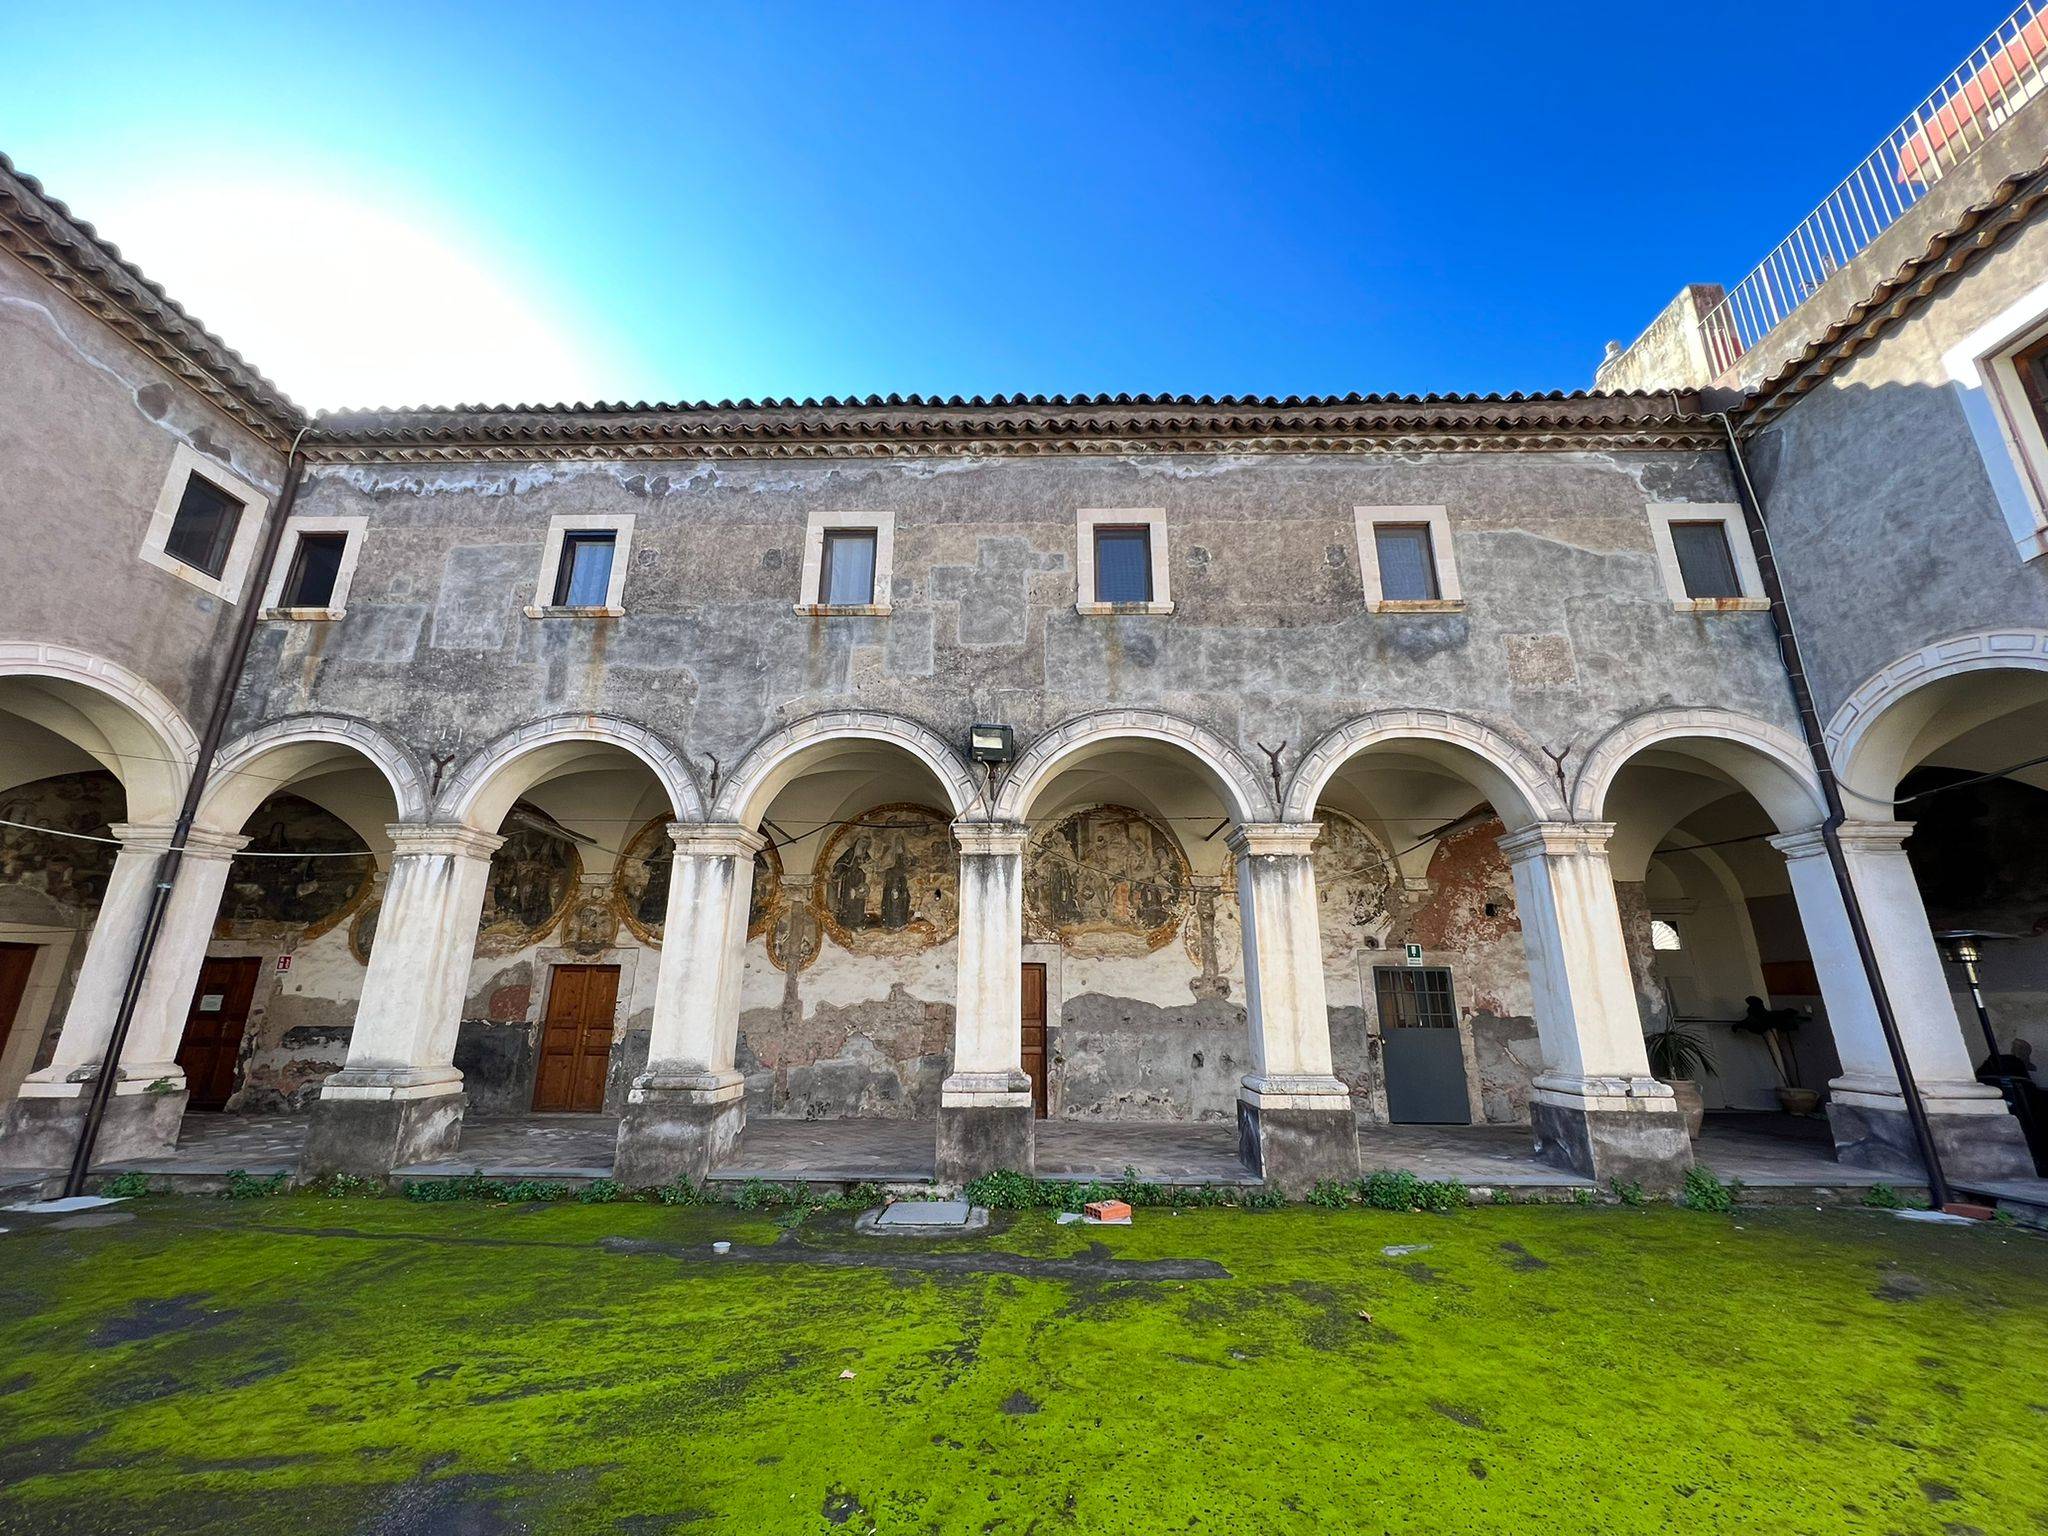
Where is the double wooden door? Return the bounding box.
[1020,962,1048,1118]
[0,943,36,1065]
[177,956,262,1111]
[533,964,619,1113]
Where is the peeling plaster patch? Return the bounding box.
[1127,455,1263,480]
[1505,633,1578,690]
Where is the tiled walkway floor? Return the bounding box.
[58,1106,1970,1194]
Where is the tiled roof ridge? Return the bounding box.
[0,152,305,448]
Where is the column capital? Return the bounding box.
[384,822,506,861]
[667,822,768,859]
[1832,819,1916,854]
[1225,822,1321,858]
[108,822,250,860]
[1496,820,1615,863]
[952,820,1029,857]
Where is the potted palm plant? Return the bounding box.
[1644,1025,1715,1139]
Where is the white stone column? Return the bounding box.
[1229,823,1357,1188]
[614,823,765,1187]
[1771,822,2029,1180]
[1499,821,1690,1186]
[114,826,249,1086]
[302,823,501,1178]
[938,822,1034,1180]
[2,823,243,1165]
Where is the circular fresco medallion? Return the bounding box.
[1313,810,1396,954]
[213,793,376,942]
[1027,804,1189,956]
[348,896,380,965]
[812,804,958,955]
[612,817,785,947]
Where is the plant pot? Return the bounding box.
[1667,1079,1705,1139]
[1775,1086,1822,1116]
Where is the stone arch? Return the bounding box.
[437,713,705,830]
[1824,628,2048,808]
[715,711,979,827]
[994,709,1274,824]
[1283,708,1562,827]
[200,714,430,834]
[1571,707,1826,832]
[0,641,200,822]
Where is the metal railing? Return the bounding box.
[1701,0,2048,377]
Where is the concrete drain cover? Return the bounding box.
[876,1200,974,1228]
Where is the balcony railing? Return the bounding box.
[1701,0,2048,378]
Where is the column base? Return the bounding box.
[1237,1077,1360,1193]
[614,1073,746,1189]
[0,1079,187,1168]
[1827,1083,2035,1183]
[936,1073,1035,1184]
[1530,1077,1692,1191]
[302,1073,466,1180]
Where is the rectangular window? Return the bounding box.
[552,531,617,608]
[1373,966,1457,1029]
[1093,526,1153,603]
[1670,520,1743,600]
[280,532,348,609]
[2015,332,2048,437]
[162,474,244,578]
[819,529,878,605]
[1373,524,1440,601]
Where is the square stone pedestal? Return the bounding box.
[0,1080,187,1169]
[613,1074,746,1189]
[1828,1094,2035,1184]
[1237,1078,1360,1193]
[936,1074,1035,1185]
[302,1077,466,1180]
[1530,1077,1692,1191]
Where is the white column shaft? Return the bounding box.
[1230,824,1346,1103]
[642,825,765,1092]
[946,823,1029,1102]
[118,836,246,1078]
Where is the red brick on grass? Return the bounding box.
[1084,1200,1132,1222]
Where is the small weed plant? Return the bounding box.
[220,1170,288,1200]
[100,1172,151,1199]
[1680,1164,1740,1213]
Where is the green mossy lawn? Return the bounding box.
[1,1194,2044,1533]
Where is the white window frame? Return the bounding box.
[1075,507,1173,616]
[137,442,272,603]
[795,508,894,615]
[1645,503,1769,612]
[1942,278,2048,563]
[525,512,634,617]
[1354,505,1463,612]
[261,515,369,621]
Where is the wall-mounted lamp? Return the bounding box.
[967,724,1015,764]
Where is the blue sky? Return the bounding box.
[2,2,2009,408]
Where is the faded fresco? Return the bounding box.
[613,816,785,946]
[348,897,380,965]
[214,794,375,939]
[476,804,581,957]
[1027,804,1189,955]
[0,770,123,912]
[1312,811,1396,955]
[814,804,957,955]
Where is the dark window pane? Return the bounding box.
[282,532,347,608]
[553,532,616,607]
[820,529,877,605]
[1374,524,1439,601]
[1373,967,1457,1029]
[163,474,243,578]
[1671,520,1742,599]
[1093,527,1152,603]
[2016,334,2048,436]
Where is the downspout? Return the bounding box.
[62,424,312,1197]
[1716,410,1952,1208]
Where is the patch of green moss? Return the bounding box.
[0,1195,2043,1533]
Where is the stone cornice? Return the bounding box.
[0,154,304,451]
[304,391,1721,463]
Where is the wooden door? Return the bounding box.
[176,957,262,1111]
[533,964,619,1113]
[1020,962,1048,1118]
[0,943,36,1064]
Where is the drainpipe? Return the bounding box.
[62,425,312,1198]
[1716,411,1952,1208]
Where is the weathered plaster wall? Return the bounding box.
[1747,197,2048,722]
[0,249,286,727]
[231,449,1790,792]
